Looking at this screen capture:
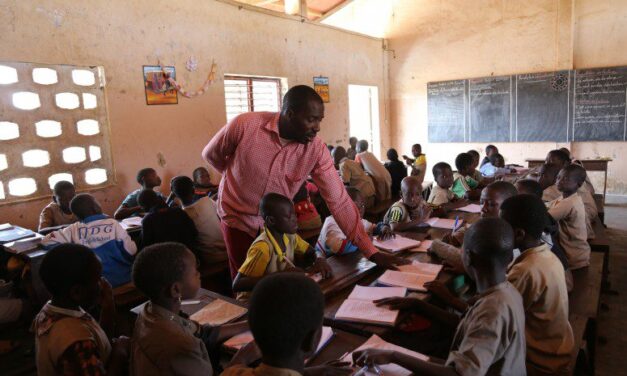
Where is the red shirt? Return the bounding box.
[202,112,377,258]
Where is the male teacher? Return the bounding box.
[203,85,407,278]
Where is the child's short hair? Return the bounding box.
[467,150,480,159]
[52,180,74,196]
[564,164,587,185]
[69,194,100,219]
[260,193,293,219]
[40,244,100,297]
[132,242,191,301]
[386,148,399,161]
[464,217,514,267]
[546,149,570,165]
[136,168,156,185]
[500,195,548,239]
[171,176,195,199]
[357,140,369,151]
[516,179,543,198]
[486,181,518,199]
[455,153,473,171]
[489,153,505,166]
[412,143,421,150]
[192,167,208,182]
[485,144,497,153]
[432,162,452,178]
[137,189,163,211]
[249,273,324,360]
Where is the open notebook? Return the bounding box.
[342,334,428,376]
[373,236,421,253]
[457,204,482,213]
[335,285,407,326]
[378,261,443,291]
[120,216,143,230]
[189,299,247,326]
[424,217,462,230]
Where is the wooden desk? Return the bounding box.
[307,330,368,367]
[526,158,612,201]
[131,288,247,316]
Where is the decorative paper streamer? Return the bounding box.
[159,60,217,98]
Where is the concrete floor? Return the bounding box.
[596,195,627,376]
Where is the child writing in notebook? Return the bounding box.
[232,193,332,298]
[131,242,248,375]
[357,218,526,375]
[114,168,164,220]
[479,153,513,178]
[38,180,78,232]
[547,165,591,270]
[33,244,129,375]
[316,187,393,256]
[451,153,482,200]
[383,176,432,232]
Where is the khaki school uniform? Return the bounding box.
[547,194,591,270]
[339,157,376,206]
[428,184,455,206]
[182,196,228,264]
[223,363,302,376]
[446,281,526,376]
[542,184,561,202]
[577,186,598,240]
[357,151,393,201]
[38,202,78,231]
[508,243,574,375]
[131,302,213,376]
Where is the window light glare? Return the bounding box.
[72,70,95,86]
[22,149,50,168]
[85,168,107,185]
[35,120,62,138]
[89,145,101,161]
[82,93,97,109]
[48,173,73,189]
[62,147,86,164]
[55,92,80,109]
[32,68,58,85]
[77,119,100,136]
[0,182,4,199]
[8,178,37,196]
[0,154,7,171]
[0,66,18,84]
[13,92,41,110]
[0,122,20,140]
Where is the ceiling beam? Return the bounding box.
[316,0,353,22]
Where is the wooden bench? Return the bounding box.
[593,194,605,225]
[589,220,610,291]
[364,198,395,223]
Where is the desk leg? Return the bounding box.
[603,168,608,204]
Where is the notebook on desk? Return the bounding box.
[335,285,407,326]
[190,298,247,326]
[456,204,482,213]
[342,334,428,376]
[377,261,443,291]
[424,217,462,230]
[0,225,36,244]
[120,216,143,230]
[373,236,421,253]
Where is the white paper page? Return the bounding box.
[224,326,334,353]
[373,236,421,253]
[425,217,460,229]
[343,334,429,375]
[347,285,407,301]
[335,299,399,325]
[378,270,435,291]
[190,299,247,326]
[457,204,482,213]
[121,216,143,229]
[397,261,443,277]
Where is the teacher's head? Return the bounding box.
[279,85,324,144]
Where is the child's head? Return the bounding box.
[40,244,102,309]
[538,163,561,189]
[192,167,211,188]
[171,176,195,205]
[137,189,165,212]
[386,148,400,162]
[556,164,586,195]
[52,181,76,211]
[132,242,200,304]
[260,193,297,234]
[545,149,570,169]
[331,146,347,166]
[346,187,366,217]
[515,179,543,198]
[69,194,102,220]
[480,181,517,218]
[489,153,505,168]
[559,147,571,159]
[249,273,324,362]
[455,152,474,176]
[467,150,480,169]
[500,195,547,248]
[137,168,162,189]
[485,144,498,157]
[356,140,369,153]
[400,176,423,209]
[349,137,358,149]
[432,162,454,189]
[411,144,422,157]
[462,218,514,281]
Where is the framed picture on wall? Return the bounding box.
[143,65,178,105]
[314,76,330,103]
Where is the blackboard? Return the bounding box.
[427,65,627,142]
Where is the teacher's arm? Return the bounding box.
[201,117,245,173]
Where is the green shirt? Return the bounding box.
[451,173,478,198]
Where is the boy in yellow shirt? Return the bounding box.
[233,193,332,298]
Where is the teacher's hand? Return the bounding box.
[369,252,410,270]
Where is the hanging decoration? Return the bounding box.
[185,56,198,72]
[158,60,217,98]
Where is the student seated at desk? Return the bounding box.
[480,144,498,167]
[42,194,137,287]
[171,176,227,264]
[131,243,248,376]
[193,166,219,199]
[39,181,78,232]
[223,273,352,376]
[546,149,595,194]
[466,150,484,183]
[479,153,513,178]
[138,189,198,250]
[333,146,376,209]
[355,140,393,201]
[427,162,466,210]
[33,244,129,376]
[293,182,322,231]
[114,168,164,220]
[316,187,393,256]
[232,193,332,299]
[546,165,591,270]
[451,153,483,200]
[402,143,427,183]
[383,176,432,232]
[538,163,562,202]
[384,148,408,196]
[359,218,526,376]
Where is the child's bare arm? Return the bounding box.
[113,205,141,220]
[232,273,263,292]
